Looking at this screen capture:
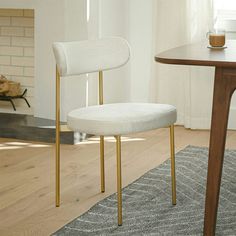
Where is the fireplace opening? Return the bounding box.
[0,8,34,115]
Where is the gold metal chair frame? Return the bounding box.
[55,69,176,226]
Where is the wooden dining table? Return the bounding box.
[155,40,236,236]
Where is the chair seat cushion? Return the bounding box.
[67,103,177,136]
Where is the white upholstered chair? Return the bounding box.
[52,37,177,226]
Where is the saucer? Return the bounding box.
[207,45,227,50]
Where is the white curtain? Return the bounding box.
[153,0,215,129]
[87,0,217,129]
[86,0,130,107]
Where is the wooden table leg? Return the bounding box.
[204,67,236,235]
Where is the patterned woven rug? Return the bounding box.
[53,146,236,235]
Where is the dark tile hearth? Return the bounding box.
[0,113,75,144]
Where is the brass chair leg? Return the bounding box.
[100,135,105,193]
[170,125,176,205]
[56,68,60,207]
[99,72,105,193]
[115,135,122,226]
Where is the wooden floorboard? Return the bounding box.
[0,126,235,236]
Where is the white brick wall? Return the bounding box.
[0,9,34,114]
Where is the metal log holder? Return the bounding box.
[0,89,31,111]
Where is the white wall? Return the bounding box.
[34,0,65,120]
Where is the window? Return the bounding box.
[214,0,236,33]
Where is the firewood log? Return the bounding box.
[0,76,9,94]
[0,75,21,96]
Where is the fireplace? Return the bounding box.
[0,8,34,114]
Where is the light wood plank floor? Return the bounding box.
[0,126,236,236]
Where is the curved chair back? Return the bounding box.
[53,37,130,77]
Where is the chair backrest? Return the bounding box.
[53,37,130,77]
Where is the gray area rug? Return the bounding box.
[53,146,236,235]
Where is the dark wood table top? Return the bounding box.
[155,40,236,68]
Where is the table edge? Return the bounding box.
[155,56,236,68]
